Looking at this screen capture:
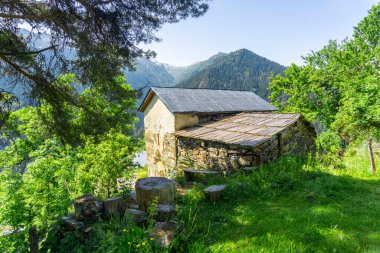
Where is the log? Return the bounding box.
[183,168,219,183]
[135,177,176,212]
[204,184,226,202]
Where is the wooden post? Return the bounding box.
[29,226,39,253]
[368,139,376,175]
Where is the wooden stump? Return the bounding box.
[135,177,176,212]
[125,209,147,226]
[183,168,219,183]
[204,184,226,202]
[156,204,176,221]
[127,190,139,209]
[102,196,126,219]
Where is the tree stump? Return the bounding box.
[156,204,176,221]
[135,177,176,212]
[183,168,220,183]
[204,184,226,202]
[127,190,139,209]
[102,196,127,219]
[125,209,147,226]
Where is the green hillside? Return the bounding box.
[175,49,285,99]
[164,52,227,85]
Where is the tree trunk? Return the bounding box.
[29,226,39,253]
[135,177,176,213]
[368,139,376,175]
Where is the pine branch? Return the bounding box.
[0,45,57,56]
[0,12,50,20]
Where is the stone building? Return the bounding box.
[138,87,316,177]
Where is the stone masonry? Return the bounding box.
[176,118,316,175]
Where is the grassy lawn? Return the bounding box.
[178,150,380,253]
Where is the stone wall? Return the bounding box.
[144,95,176,177]
[144,96,234,178]
[176,118,316,175]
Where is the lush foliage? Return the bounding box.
[24,151,380,253]
[0,75,142,252]
[270,4,380,145]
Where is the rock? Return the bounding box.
[239,156,253,166]
[242,167,254,173]
[183,168,219,183]
[102,196,126,219]
[73,194,103,221]
[84,227,92,233]
[61,216,85,230]
[150,220,178,248]
[156,204,175,221]
[125,209,147,226]
[204,184,226,202]
[135,177,176,213]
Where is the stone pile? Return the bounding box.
[59,177,178,248]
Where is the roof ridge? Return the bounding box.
[139,87,278,113]
[151,86,260,92]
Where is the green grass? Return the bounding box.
[177,150,380,253]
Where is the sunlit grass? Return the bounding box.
[177,148,380,252]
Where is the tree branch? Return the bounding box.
[0,55,36,81]
[0,12,50,21]
[0,45,57,56]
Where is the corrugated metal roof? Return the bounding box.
[138,87,277,113]
[175,113,300,147]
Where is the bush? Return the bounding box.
[316,131,343,154]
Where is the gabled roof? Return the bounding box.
[175,113,300,147]
[138,87,277,113]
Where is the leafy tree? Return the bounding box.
[0,75,142,251]
[0,0,209,134]
[270,3,380,173]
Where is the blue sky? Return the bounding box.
[143,0,379,66]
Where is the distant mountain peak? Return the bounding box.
[174,49,285,98]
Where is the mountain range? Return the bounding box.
[126,49,285,100]
[0,32,286,131]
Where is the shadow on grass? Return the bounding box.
[177,157,380,253]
